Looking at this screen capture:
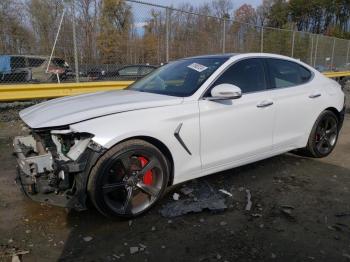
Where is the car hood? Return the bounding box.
[20,90,183,128]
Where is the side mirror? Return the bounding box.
[208,83,242,101]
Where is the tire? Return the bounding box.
[87,139,169,218]
[302,110,339,158]
[24,70,32,82]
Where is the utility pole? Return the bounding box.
[260,27,264,52]
[310,35,313,65]
[330,38,336,69]
[165,7,170,63]
[222,18,226,54]
[72,0,79,82]
[313,35,319,67]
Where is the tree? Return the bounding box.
[234,4,257,25]
[142,10,164,64]
[0,0,33,54]
[267,0,289,28]
[212,0,233,18]
[97,0,132,64]
[256,0,273,26]
[27,0,65,54]
[230,4,259,52]
[76,0,99,63]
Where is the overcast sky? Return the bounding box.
[138,0,262,9]
[131,0,262,26]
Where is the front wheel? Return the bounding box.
[88,139,169,218]
[303,110,339,158]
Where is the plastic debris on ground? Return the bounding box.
[172,193,180,201]
[245,189,252,211]
[219,189,233,197]
[160,181,228,217]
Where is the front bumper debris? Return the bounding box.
[14,136,54,177]
[13,133,105,210]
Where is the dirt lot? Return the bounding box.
[1,97,350,262]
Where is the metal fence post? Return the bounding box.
[331,38,336,69]
[346,40,350,66]
[72,0,79,82]
[291,30,295,58]
[222,19,226,54]
[165,7,170,63]
[313,35,319,67]
[310,35,313,65]
[260,27,264,52]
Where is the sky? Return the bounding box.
[138,0,262,9]
[131,0,263,27]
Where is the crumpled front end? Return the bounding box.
[14,128,105,210]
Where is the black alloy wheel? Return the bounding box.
[304,110,339,158]
[88,139,169,218]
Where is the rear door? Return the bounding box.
[265,58,321,150]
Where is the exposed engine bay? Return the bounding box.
[14,128,105,210]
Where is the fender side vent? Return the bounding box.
[174,123,192,155]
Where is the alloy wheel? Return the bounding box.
[314,115,338,155]
[100,151,164,216]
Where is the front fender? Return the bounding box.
[69,103,201,184]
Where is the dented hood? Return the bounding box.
[20,90,183,128]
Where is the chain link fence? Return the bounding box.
[1,0,350,85]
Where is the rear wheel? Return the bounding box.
[303,110,339,158]
[88,139,169,218]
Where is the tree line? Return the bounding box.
[0,0,349,67]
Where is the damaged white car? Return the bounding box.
[14,53,345,217]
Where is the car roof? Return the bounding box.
[181,52,308,61]
[0,55,63,60]
[182,53,315,70]
[119,65,157,69]
[184,53,238,59]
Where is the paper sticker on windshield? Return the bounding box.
[187,63,208,72]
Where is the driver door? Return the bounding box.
[199,58,275,170]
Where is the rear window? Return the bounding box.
[10,56,26,69]
[266,58,312,88]
[139,66,154,75]
[118,66,139,76]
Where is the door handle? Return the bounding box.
[309,93,321,99]
[257,101,274,108]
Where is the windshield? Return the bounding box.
[128,57,228,97]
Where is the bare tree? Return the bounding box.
[256,0,273,26]
[211,0,233,19]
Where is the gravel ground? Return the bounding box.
[0,87,350,262]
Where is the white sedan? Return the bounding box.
[14,53,345,217]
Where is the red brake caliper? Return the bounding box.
[138,156,153,185]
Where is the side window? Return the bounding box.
[212,58,266,93]
[266,58,312,88]
[299,65,312,83]
[118,66,139,76]
[10,56,26,69]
